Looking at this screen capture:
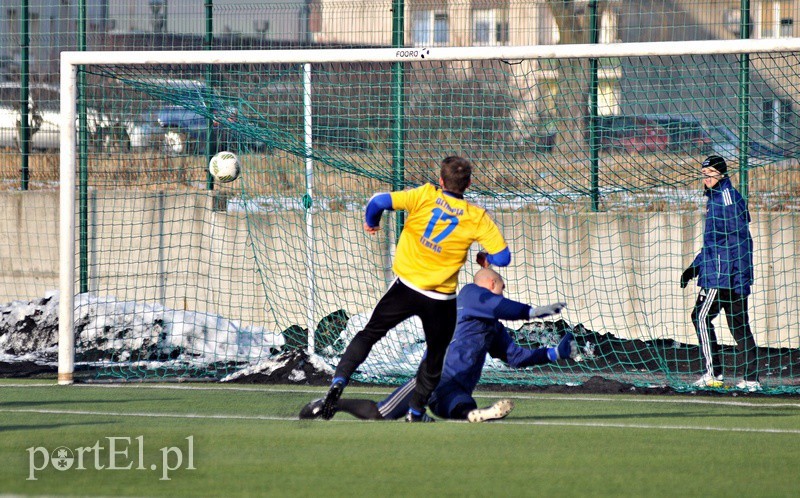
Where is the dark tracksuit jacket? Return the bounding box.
[690,176,753,295]
[428,283,551,418]
[377,283,552,419]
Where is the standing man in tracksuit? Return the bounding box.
[680,155,759,391]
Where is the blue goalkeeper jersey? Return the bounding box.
[429,283,544,406]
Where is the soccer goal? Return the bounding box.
[59,39,800,392]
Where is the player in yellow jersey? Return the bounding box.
[320,156,510,422]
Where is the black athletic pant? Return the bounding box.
[691,288,758,381]
[333,279,457,413]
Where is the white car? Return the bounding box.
[0,82,112,150]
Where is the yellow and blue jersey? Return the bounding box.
[378,183,507,294]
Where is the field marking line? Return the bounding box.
[2,383,799,408]
[2,407,800,435]
[498,394,800,409]
[500,420,800,434]
[0,407,292,422]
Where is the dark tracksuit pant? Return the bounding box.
[333,278,457,413]
[691,288,758,381]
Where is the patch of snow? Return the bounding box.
[219,356,292,382]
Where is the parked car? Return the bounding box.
[1,82,92,150]
[124,114,159,150]
[705,124,787,161]
[141,79,242,155]
[0,81,127,151]
[0,56,19,81]
[641,114,712,153]
[594,115,668,153]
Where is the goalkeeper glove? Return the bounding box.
[680,266,699,288]
[530,302,567,319]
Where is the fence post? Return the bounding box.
[391,0,405,239]
[20,0,30,190]
[79,0,89,294]
[205,0,216,191]
[738,0,751,201]
[589,0,600,212]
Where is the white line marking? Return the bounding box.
[1,407,799,435]
[499,420,800,434]
[0,407,295,422]
[2,383,799,408]
[498,394,800,409]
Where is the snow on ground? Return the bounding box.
[0,291,569,382]
[0,292,430,378]
[0,291,284,366]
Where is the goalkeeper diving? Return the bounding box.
[301,268,575,422]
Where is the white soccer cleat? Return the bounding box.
[467,399,515,423]
[692,372,723,388]
[735,380,762,392]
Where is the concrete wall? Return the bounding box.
[0,190,797,348]
[0,191,60,301]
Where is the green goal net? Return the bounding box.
[59,40,800,393]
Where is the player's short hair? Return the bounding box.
[440,156,472,194]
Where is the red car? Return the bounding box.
[619,119,668,153]
[598,116,668,153]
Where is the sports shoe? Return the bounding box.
[467,399,515,423]
[299,398,326,420]
[321,380,345,420]
[692,372,724,388]
[736,380,762,392]
[405,409,435,423]
[556,332,577,360]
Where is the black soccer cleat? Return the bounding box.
[321,380,345,420]
[404,409,435,423]
[299,398,326,420]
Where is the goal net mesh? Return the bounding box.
[69,48,800,392]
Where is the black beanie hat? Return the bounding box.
[702,155,727,175]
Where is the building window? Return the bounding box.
[758,1,795,38]
[472,9,508,46]
[412,10,449,46]
[598,80,620,116]
[780,18,794,37]
[762,98,793,141]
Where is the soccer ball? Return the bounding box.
[209,151,240,183]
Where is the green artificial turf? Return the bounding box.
[1,380,798,497]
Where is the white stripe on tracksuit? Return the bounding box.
[697,288,718,375]
[722,189,733,206]
[378,378,416,418]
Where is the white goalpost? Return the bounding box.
[58,38,800,387]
